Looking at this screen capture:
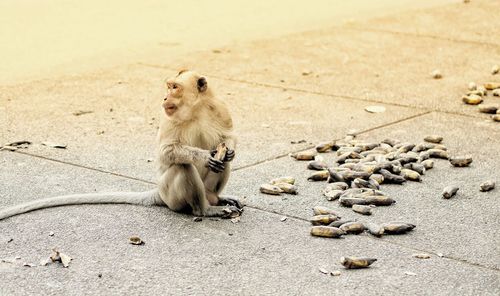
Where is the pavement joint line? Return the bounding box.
[9,150,157,186]
[137,63,489,121]
[344,26,500,49]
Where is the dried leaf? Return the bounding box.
[365,106,386,113]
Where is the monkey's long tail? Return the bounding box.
[0,189,163,221]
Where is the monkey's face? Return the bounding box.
[163,80,184,117]
[162,70,208,121]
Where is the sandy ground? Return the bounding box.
[0,0,456,85]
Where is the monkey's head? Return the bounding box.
[163,70,209,121]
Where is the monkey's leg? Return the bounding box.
[206,163,244,210]
[159,164,239,217]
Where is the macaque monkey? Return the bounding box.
[0,70,242,221]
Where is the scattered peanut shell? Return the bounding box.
[421,159,434,170]
[413,253,431,259]
[404,163,425,175]
[260,184,283,195]
[352,204,372,215]
[274,183,298,195]
[492,115,500,122]
[365,223,384,237]
[427,149,449,159]
[431,70,442,79]
[442,185,459,199]
[462,94,483,105]
[479,180,495,192]
[307,160,328,171]
[310,226,345,238]
[270,176,295,185]
[492,65,500,75]
[484,82,500,90]
[449,156,473,167]
[308,170,329,182]
[312,206,340,216]
[379,169,406,184]
[339,197,367,207]
[340,257,377,269]
[129,236,144,245]
[493,89,500,97]
[315,141,334,153]
[325,182,349,191]
[365,105,386,113]
[468,82,477,91]
[329,219,355,228]
[424,135,443,144]
[369,174,384,184]
[477,86,487,96]
[382,222,416,234]
[363,195,396,206]
[290,150,317,160]
[324,189,343,201]
[478,104,499,114]
[340,222,365,234]
[310,214,339,226]
[401,169,421,182]
[330,270,341,276]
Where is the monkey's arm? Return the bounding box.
[159,142,211,165]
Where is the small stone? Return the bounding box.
[484,82,500,90]
[98,273,103,278]
[462,94,483,105]
[437,253,444,257]
[431,70,442,79]
[330,270,341,276]
[479,180,495,192]
[467,82,477,91]
[48,231,54,237]
[405,271,417,276]
[478,105,498,114]
[280,217,287,222]
[492,65,499,75]
[424,135,443,144]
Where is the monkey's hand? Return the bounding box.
[207,157,225,173]
[210,149,235,162]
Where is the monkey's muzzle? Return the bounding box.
[164,103,178,116]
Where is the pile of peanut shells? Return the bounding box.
[461,66,500,122]
[288,134,494,239]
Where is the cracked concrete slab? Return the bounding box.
[0,152,498,295]
[0,64,422,180]
[161,26,500,118]
[348,0,500,46]
[225,112,500,269]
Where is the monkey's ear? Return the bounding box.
[197,77,207,92]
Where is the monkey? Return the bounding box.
[0,70,242,221]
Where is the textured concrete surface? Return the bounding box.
[164,27,500,117]
[349,0,500,46]
[1,0,499,295]
[1,154,499,296]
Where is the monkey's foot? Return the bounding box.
[221,206,242,219]
[218,196,244,211]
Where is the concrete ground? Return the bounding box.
[1,0,499,295]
